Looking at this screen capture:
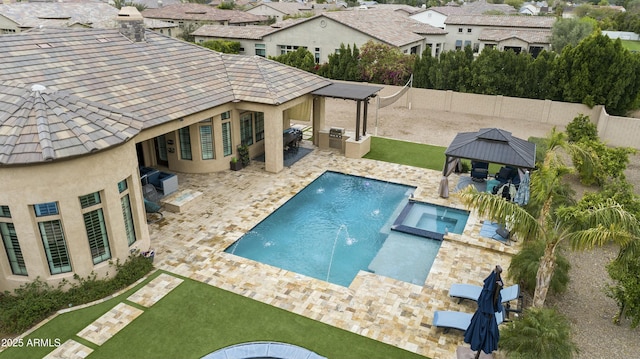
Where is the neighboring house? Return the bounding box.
[444,15,555,56]
[411,1,517,29]
[141,3,268,38]
[193,9,448,62]
[245,2,314,22]
[519,1,551,15]
[0,2,176,34]
[133,0,183,10]
[0,7,339,292]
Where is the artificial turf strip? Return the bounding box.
[364,137,446,170]
[1,271,427,359]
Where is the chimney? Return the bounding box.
[157,0,163,7]
[117,7,145,42]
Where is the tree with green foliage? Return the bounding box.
[607,255,640,328]
[111,0,147,12]
[611,10,640,33]
[217,1,235,9]
[556,33,640,115]
[358,41,414,85]
[507,239,571,296]
[523,50,560,100]
[178,23,200,43]
[499,307,579,359]
[200,40,241,54]
[430,46,473,91]
[269,47,316,72]
[413,47,437,88]
[470,47,531,96]
[317,43,361,81]
[565,114,598,142]
[550,17,596,54]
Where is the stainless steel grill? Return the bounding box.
[329,127,344,149]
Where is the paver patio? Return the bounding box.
[147,145,519,358]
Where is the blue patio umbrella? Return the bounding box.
[514,170,531,206]
[464,266,504,359]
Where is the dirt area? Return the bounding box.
[323,97,640,358]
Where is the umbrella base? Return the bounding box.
[456,346,493,359]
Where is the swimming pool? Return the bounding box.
[225,171,467,286]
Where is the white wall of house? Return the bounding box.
[0,15,20,33]
[246,5,287,21]
[410,10,448,29]
[196,16,445,61]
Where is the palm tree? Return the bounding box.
[459,129,638,307]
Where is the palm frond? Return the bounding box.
[457,186,541,240]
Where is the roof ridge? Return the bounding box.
[254,56,281,105]
[34,94,56,161]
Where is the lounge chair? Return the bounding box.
[494,225,512,242]
[433,310,504,333]
[471,161,489,182]
[449,283,520,304]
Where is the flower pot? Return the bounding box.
[230,161,243,171]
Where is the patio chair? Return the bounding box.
[142,184,164,223]
[470,161,489,182]
[433,310,504,333]
[449,283,520,304]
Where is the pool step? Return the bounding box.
[391,224,444,241]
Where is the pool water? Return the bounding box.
[225,171,467,287]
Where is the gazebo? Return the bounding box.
[438,128,536,198]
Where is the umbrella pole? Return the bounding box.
[474,350,481,359]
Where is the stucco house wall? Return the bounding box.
[0,142,150,292]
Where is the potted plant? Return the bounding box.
[237,144,250,167]
[230,157,242,171]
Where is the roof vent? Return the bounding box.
[31,84,47,92]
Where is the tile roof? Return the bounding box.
[0,80,143,165]
[445,14,556,28]
[0,2,120,29]
[249,2,313,14]
[192,24,276,39]
[322,9,447,47]
[478,29,551,43]
[0,26,331,164]
[141,3,267,24]
[425,1,517,16]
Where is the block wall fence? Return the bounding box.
[375,84,640,149]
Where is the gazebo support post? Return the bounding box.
[355,100,362,141]
[363,100,369,136]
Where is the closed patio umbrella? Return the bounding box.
[464,266,504,359]
[513,170,530,206]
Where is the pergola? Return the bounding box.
[312,82,383,141]
[438,128,536,198]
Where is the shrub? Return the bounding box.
[566,114,598,143]
[0,254,153,336]
[500,307,578,359]
[507,239,570,295]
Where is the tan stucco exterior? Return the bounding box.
[0,141,150,292]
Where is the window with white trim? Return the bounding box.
[278,45,306,55]
[118,180,136,246]
[222,114,232,157]
[79,192,111,265]
[199,118,214,160]
[255,43,266,57]
[314,47,320,64]
[0,206,27,276]
[35,202,72,274]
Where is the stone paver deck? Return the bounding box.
[43,340,93,359]
[127,273,184,307]
[76,303,143,346]
[147,145,520,358]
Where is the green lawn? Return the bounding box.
[1,271,425,359]
[621,39,640,52]
[364,136,502,174]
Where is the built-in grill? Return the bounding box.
[329,127,344,149]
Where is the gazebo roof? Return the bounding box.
[444,128,536,168]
